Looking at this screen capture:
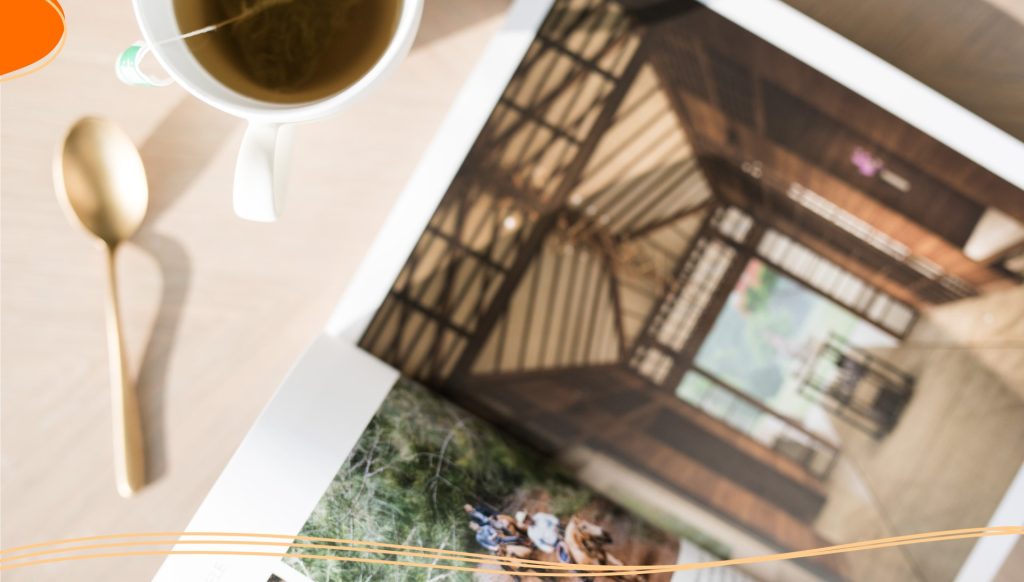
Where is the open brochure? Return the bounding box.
[158,1,1024,581]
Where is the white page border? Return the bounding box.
[154,335,397,582]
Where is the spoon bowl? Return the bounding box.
[56,117,148,248]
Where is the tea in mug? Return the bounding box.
[173,0,401,104]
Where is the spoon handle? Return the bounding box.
[105,246,146,497]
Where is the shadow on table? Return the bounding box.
[413,0,509,48]
[140,98,242,220]
[134,97,240,482]
[134,232,191,483]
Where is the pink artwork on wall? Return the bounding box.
[851,146,884,177]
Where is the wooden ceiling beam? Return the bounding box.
[450,32,652,380]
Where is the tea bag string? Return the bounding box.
[152,0,300,46]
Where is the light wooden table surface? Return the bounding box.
[0,1,508,580]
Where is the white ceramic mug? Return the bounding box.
[118,0,422,222]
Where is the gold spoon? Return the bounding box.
[54,117,148,498]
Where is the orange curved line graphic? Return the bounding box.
[0,538,588,572]
[0,526,1020,576]
[3,527,1004,569]
[0,528,1008,573]
[0,531,579,568]
[0,0,67,82]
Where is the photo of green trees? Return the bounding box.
[284,380,681,581]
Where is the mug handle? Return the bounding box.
[234,122,294,222]
[116,41,174,88]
